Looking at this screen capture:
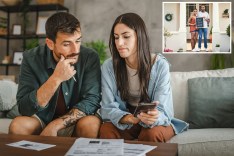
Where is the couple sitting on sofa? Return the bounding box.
[9,12,188,142]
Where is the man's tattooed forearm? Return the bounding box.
[60,109,86,128]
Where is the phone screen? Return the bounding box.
[133,103,156,117]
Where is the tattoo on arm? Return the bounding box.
[59,109,86,128]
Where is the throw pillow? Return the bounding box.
[6,104,21,119]
[188,77,234,128]
[0,80,18,111]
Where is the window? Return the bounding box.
[186,3,210,27]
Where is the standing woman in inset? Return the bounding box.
[99,13,188,142]
[188,8,198,52]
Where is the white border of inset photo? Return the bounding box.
[162,2,232,54]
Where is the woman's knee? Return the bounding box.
[138,126,175,142]
[99,122,121,139]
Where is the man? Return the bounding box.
[197,5,210,52]
[9,12,102,137]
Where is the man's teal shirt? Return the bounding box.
[17,45,101,124]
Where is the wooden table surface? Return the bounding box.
[0,134,178,156]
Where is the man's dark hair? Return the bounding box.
[200,5,206,8]
[45,12,80,42]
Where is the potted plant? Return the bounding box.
[210,54,225,69]
[177,48,183,52]
[209,26,213,43]
[163,28,172,50]
[222,9,229,18]
[226,24,230,37]
[84,40,107,64]
[215,44,220,52]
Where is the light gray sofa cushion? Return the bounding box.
[0,119,12,134]
[168,128,234,156]
[0,80,18,111]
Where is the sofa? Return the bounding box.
[1,68,234,156]
[168,68,234,156]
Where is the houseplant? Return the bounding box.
[84,40,107,64]
[163,28,172,50]
[209,26,213,43]
[210,29,233,70]
[226,24,230,37]
[19,0,32,32]
[25,38,39,50]
[215,44,220,52]
[210,54,225,70]
[222,9,229,17]
[177,48,183,52]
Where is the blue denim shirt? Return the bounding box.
[100,54,188,134]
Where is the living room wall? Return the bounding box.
[0,0,233,76]
[65,0,233,72]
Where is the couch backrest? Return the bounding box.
[170,68,234,121]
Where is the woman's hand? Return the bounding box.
[120,114,140,124]
[137,101,159,125]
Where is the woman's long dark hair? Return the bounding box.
[109,13,152,102]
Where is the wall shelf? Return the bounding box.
[0,3,69,75]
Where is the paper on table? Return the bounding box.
[65,137,124,156]
[124,143,156,156]
[6,140,56,151]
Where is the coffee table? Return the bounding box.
[0,134,178,156]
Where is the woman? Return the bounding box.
[188,9,198,52]
[100,13,188,142]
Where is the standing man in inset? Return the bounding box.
[9,12,102,138]
[197,5,210,52]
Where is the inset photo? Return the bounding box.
[163,2,231,53]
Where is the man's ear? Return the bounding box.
[46,38,54,51]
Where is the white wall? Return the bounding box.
[164,3,179,31]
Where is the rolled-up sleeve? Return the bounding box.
[100,60,133,130]
[17,52,47,116]
[139,58,173,128]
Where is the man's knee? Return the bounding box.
[75,115,101,138]
[99,122,120,139]
[8,116,41,135]
[138,126,175,142]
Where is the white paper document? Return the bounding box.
[124,143,157,156]
[65,138,124,156]
[6,140,56,151]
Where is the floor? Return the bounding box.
[186,39,213,52]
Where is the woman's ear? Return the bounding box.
[46,38,54,51]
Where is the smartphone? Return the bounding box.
[133,103,157,117]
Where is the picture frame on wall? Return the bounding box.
[13,51,23,65]
[36,16,48,35]
[12,24,21,35]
